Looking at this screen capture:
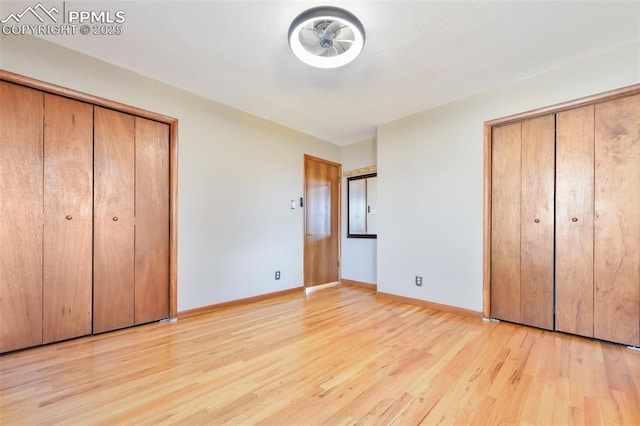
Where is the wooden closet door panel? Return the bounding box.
[0,82,44,352]
[94,107,135,333]
[594,94,640,346]
[520,115,555,330]
[134,117,169,324]
[490,122,521,323]
[555,105,595,337]
[42,94,93,344]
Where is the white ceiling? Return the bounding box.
[37,0,640,145]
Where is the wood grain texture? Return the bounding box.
[134,117,170,325]
[376,291,482,319]
[343,165,377,177]
[1,71,180,322]
[341,279,377,291]
[555,105,595,337]
[484,84,640,329]
[594,94,640,346]
[0,82,44,352]
[520,115,555,330]
[42,94,94,344]
[490,122,521,323]
[169,121,178,319]
[177,287,303,319]
[1,286,639,424]
[304,155,341,287]
[483,123,492,318]
[93,107,136,334]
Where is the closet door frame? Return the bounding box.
[0,70,179,320]
[483,83,640,319]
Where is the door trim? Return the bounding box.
[303,154,342,288]
[483,83,640,319]
[0,70,179,319]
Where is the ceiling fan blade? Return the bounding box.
[333,39,354,43]
[302,27,319,39]
[299,27,327,55]
[322,21,342,38]
[326,46,339,57]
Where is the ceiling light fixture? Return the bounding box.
[288,6,365,69]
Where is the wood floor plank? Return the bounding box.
[2,286,640,424]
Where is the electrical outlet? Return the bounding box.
[275,270,281,280]
[415,276,423,287]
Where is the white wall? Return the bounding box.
[340,138,377,284]
[0,34,341,312]
[377,42,640,312]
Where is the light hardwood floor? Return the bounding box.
[2,285,640,424]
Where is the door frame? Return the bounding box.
[303,154,342,288]
[0,70,180,319]
[483,83,640,319]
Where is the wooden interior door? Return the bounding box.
[42,94,94,343]
[0,82,44,352]
[304,155,341,287]
[134,117,170,324]
[519,115,555,330]
[594,94,640,346]
[555,105,595,337]
[94,107,136,333]
[490,122,522,323]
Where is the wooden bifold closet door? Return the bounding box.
[0,82,44,353]
[1,74,172,352]
[134,117,170,325]
[1,83,95,351]
[93,107,136,333]
[43,94,94,344]
[556,95,640,346]
[490,115,555,330]
[593,95,640,346]
[93,108,170,334]
[490,122,522,324]
[491,91,640,347]
[555,105,595,338]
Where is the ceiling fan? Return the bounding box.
[288,6,366,69]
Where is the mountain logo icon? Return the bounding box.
[1,2,59,24]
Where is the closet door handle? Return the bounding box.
[571,217,579,222]
[113,216,119,222]
[534,219,540,223]
[65,215,73,220]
